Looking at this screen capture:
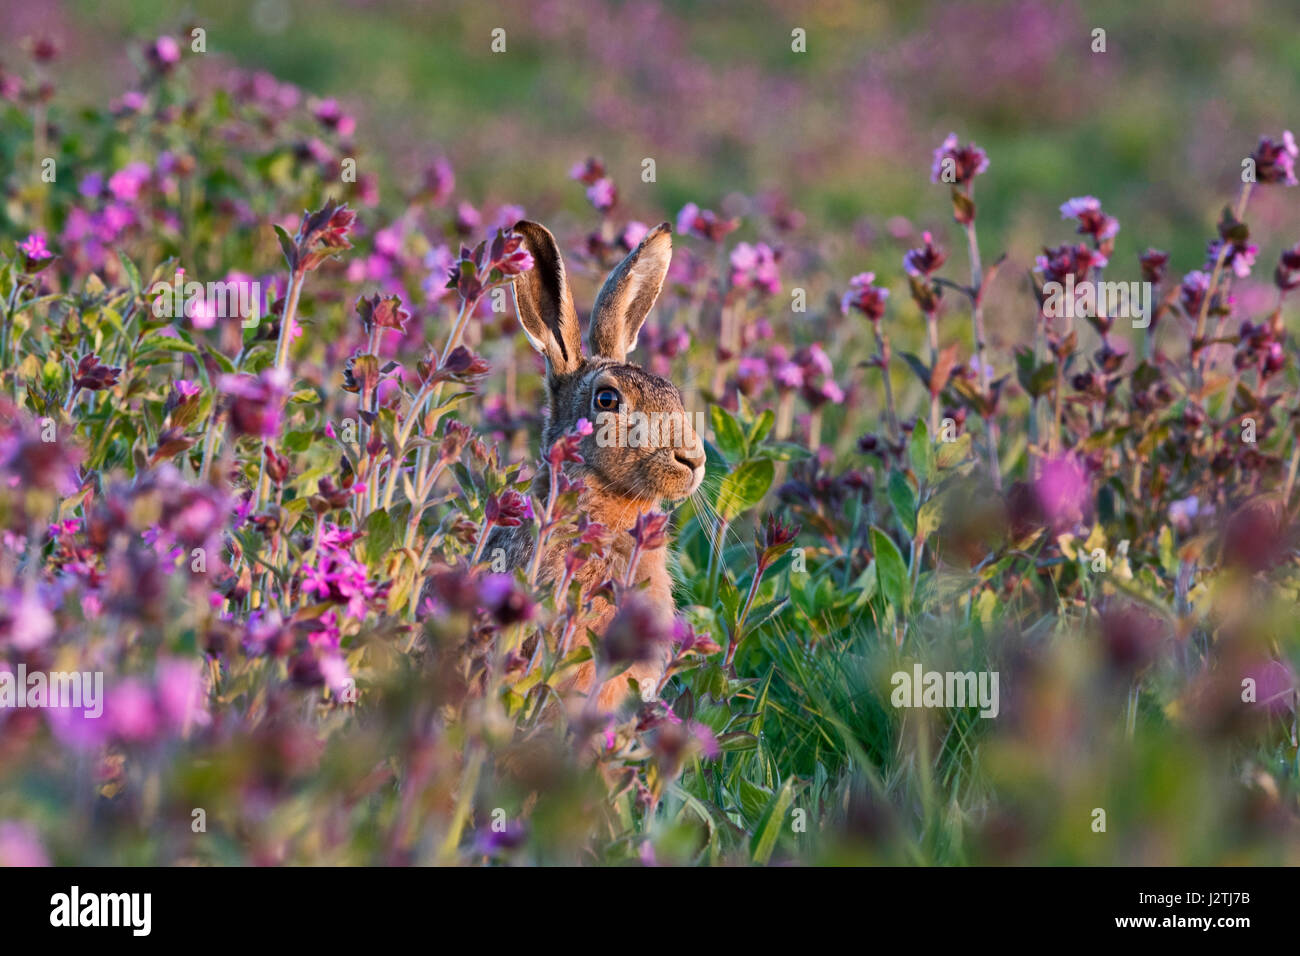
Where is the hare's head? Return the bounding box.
[511,220,705,506]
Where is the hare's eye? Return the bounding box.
[594,387,622,412]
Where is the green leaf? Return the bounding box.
[715,458,774,522]
[273,224,297,269]
[887,470,917,538]
[751,441,813,462]
[907,417,933,482]
[870,526,909,615]
[117,251,142,297]
[137,333,199,356]
[898,350,932,390]
[916,495,944,541]
[717,731,758,753]
[936,432,972,469]
[850,562,878,609]
[710,405,748,462]
[749,777,795,864]
[362,509,397,565]
[747,408,775,447]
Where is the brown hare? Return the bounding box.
[491,219,705,712]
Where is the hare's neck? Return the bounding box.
[580,489,674,607]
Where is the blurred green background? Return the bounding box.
[5,0,1298,275]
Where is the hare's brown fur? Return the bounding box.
[495,221,703,711]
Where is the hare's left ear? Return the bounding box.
[589,222,672,363]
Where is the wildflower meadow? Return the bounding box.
[0,0,1297,896]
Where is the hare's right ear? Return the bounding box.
[511,220,583,382]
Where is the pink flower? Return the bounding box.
[311,98,356,137]
[1250,130,1297,186]
[147,35,181,69]
[676,203,738,242]
[585,177,617,213]
[1059,196,1119,242]
[621,221,649,249]
[107,162,151,202]
[903,231,946,277]
[6,587,54,651]
[0,822,49,867]
[421,157,454,204]
[1179,270,1212,315]
[156,658,210,732]
[569,157,606,184]
[318,653,352,698]
[17,233,53,263]
[1034,456,1088,530]
[108,680,159,742]
[841,272,890,321]
[774,361,804,390]
[930,133,990,185]
[729,242,781,294]
[1206,238,1258,279]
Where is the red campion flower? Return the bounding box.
[355,293,410,336]
[930,133,989,186]
[841,272,890,322]
[484,489,533,528]
[1275,242,1300,294]
[1138,248,1170,284]
[71,354,121,392]
[756,513,800,573]
[280,198,356,275]
[630,511,670,550]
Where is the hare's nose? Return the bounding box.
[674,449,704,472]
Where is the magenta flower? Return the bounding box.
[569,157,606,184]
[72,353,122,392]
[17,233,53,266]
[1139,249,1170,284]
[729,242,782,294]
[455,201,482,235]
[484,489,534,528]
[1206,238,1258,279]
[841,272,890,321]
[108,162,151,202]
[630,511,670,550]
[156,658,210,732]
[219,367,288,439]
[422,157,455,204]
[621,221,649,249]
[1276,242,1300,293]
[930,132,990,185]
[1059,196,1119,242]
[1250,130,1297,186]
[1033,455,1088,530]
[548,419,588,468]
[903,231,947,277]
[311,98,356,137]
[1035,243,1107,286]
[1179,270,1212,315]
[773,360,804,390]
[586,177,617,213]
[147,35,181,70]
[108,679,160,743]
[0,822,49,867]
[676,203,738,242]
[2,587,54,651]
